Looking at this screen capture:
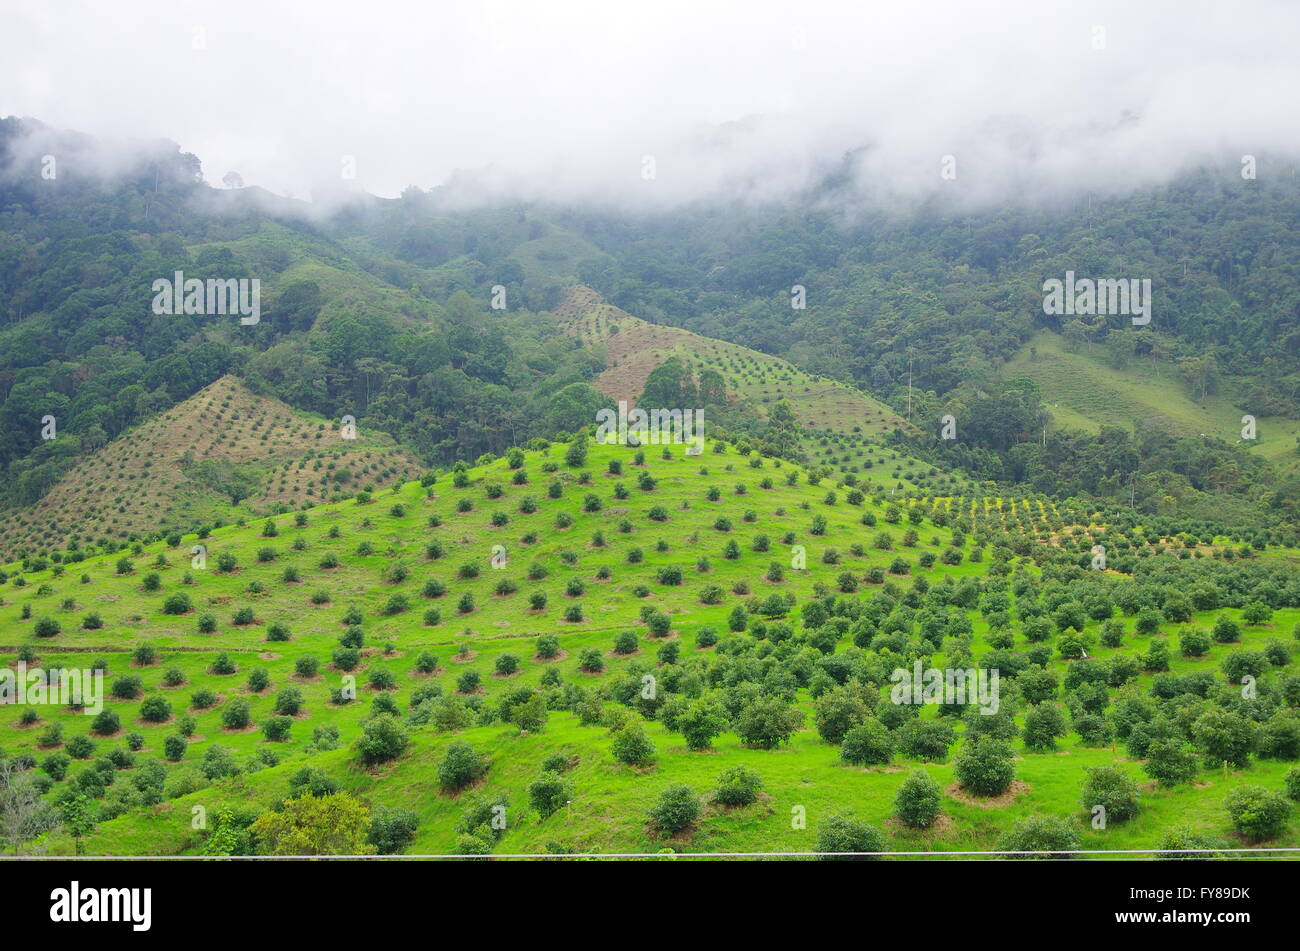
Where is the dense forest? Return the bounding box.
[0,119,612,507]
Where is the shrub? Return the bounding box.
[841,720,893,766]
[814,686,872,745]
[1179,628,1211,657]
[111,675,143,700]
[896,718,955,762]
[1242,601,1273,625]
[1079,765,1141,823]
[734,698,803,750]
[1192,707,1257,767]
[34,617,61,638]
[289,767,340,799]
[541,753,574,773]
[954,736,1016,797]
[274,687,304,716]
[91,710,121,736]
[438,741,488,790]
[1263,714,1300,760]
[816,811,885,860]
[1157,826,1228,859]
[1212,614,1241,643]
[1022,704,1067,751]
[1224,785,1291,841]
[355,715,410,766]
[648,784,701,836]
[190,688,217,710]
[221,698,252,730]
[139,695,172,723]
[527,772,574,818]
[510,694,549,733]
[332,647,361,671]
[162,593,192,615]
[368,807,420,854]
[1221,650,1268,684]
[611,723,656,766]
[263,716,293,741]
[1285,766,1300,801]
[999,815,1080,858]
[1142,738,1200,787]
[894,770,943,829]
[713,765,764,807]
[40,751,71,781]
[676,699,728,751]
[163,734,188,761]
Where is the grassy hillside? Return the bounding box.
[0,376,423,559]
[1003,331,1300,475]
[3,439,1298,857]
[555,286,908,439]
[553,284,967,494]
[508,230,609,285]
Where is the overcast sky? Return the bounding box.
[2,0,1298,207]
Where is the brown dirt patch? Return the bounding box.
[945,779,1031,808]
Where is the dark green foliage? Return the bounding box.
[894,770,942,829]
[954,736,1016,797]
[998,815,1080,858]
[648,784,700,835]
[1224,785,1291,841]
[816,811,885,860]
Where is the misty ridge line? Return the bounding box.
[4,113,1299,223]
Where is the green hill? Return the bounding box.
[556,285,908,439]
[0,376,423,560]
[554,286,964,495]
[4,438,1297,857]
[1003,331,1300,476]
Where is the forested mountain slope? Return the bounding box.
[2,117,1297,542]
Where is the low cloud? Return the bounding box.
[2,0,1297,210]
